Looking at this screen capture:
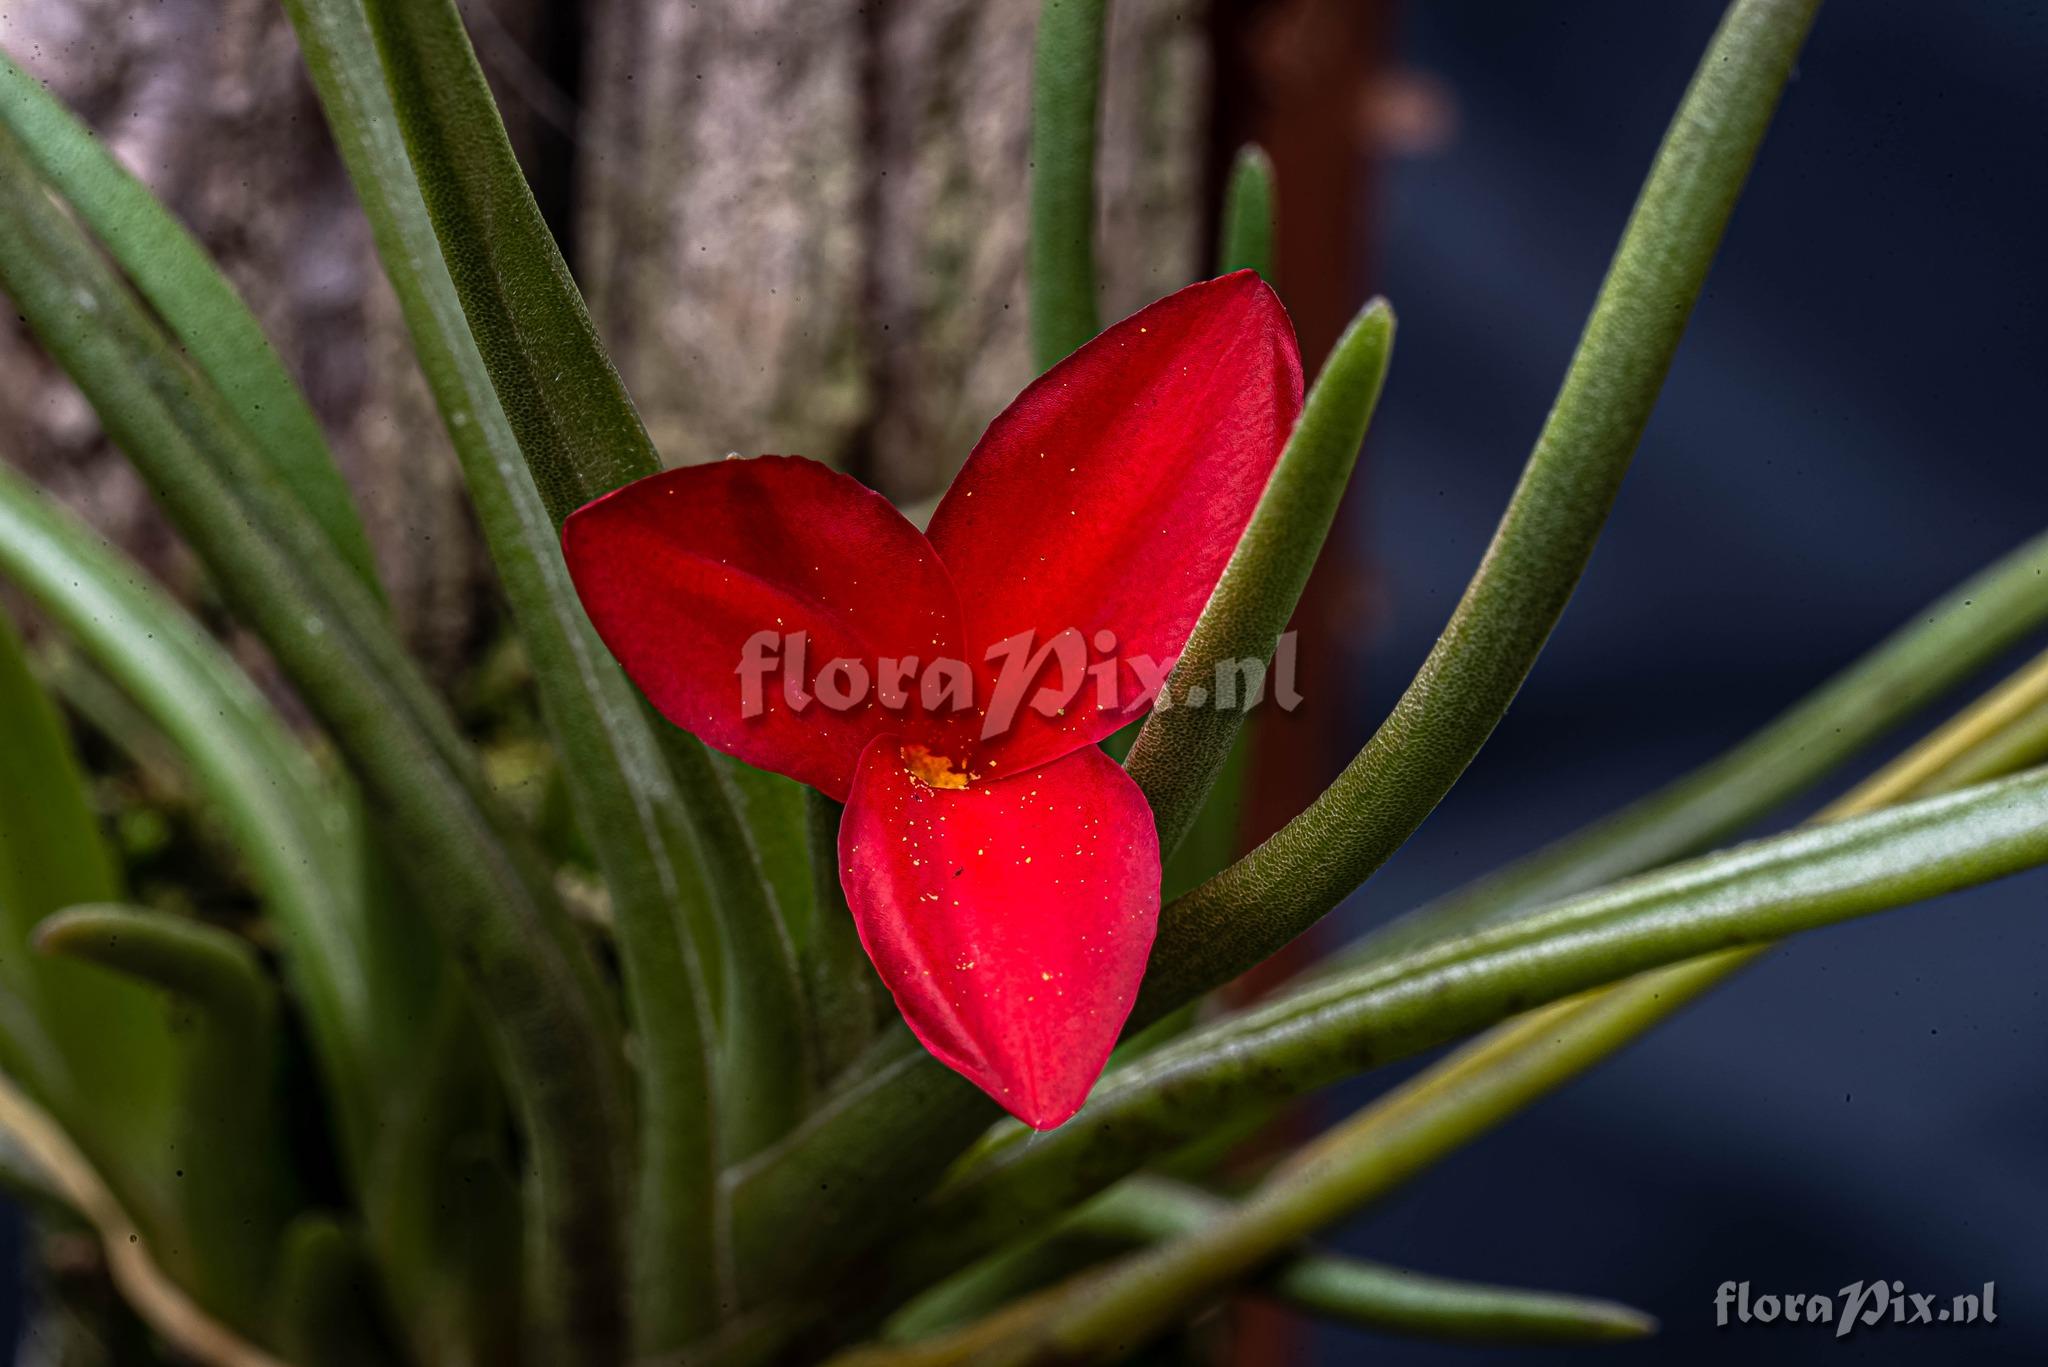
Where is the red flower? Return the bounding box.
[564,273,1303,1128]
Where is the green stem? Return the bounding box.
[1029,0,1108,370]
[1143,0,1825,1014]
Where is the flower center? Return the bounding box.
[901,743,973,790]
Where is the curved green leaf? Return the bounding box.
[0,52,380,596]
[288,0,766,1343]
[802,791,883,1085]
[0,462,404,1178]
[274,1215,410,1367]
[0,118,629,1362]
[353,0,659,518]
[1362,524,2048,959]
[1146,0,1825,1011]
[891,1174,1652,1348]
[0,607,180,1224]
[1011,1005,1665,1361]
[1221,644,2048,1349]
[1029,0,1108,371]
[35,904,293,1329]
[910,759,2048,1281]
[36,904,275,1028]
[1125,298,1393,853]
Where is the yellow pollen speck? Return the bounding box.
[901,744,971,789]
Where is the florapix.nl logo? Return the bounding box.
[734,626,1302,741]
[1715,1280,1997,1340]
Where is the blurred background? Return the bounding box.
[0,0,2042,1361]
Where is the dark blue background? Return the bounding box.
[1315,1,2046,1362]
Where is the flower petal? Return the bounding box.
[927,271,1304,773]
[564,457,965,799]
[839,737,1161,1128]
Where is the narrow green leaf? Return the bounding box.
[0,458,497,1367]
[657,729,810,1162]
[1125,299,1393,854]
[34,905,293,1330]
[1245,642,2048,1339]
[909,760,2048,1281]
[802,791,884,1084]
[0,52,381,597]
[1145,0,1824,1012]
[1216,145,1276,280]
[889,1175,1651,1349]
[1360,525,2048,959]
[1016,1012,1664,1361]
[361,993,526,1367]
[725,759,815,953]
[1029,0,1108,371]
[353,0,658,517]
[0,607,181,1223]
[0,462,405,1180]
[0,118,629,1361]
[274,1215,410,1367]
[288,0,746,1343]
[36,904,275,1028]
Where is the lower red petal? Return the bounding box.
[838,737,1161,1129]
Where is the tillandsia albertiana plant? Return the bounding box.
[1,0,2045,1362]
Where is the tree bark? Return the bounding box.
[578,0,1210,506]
[0,0,491,675]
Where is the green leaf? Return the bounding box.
[1009,1010,1666,1361]
[0,459,500,1367]
[889,1175,1651,1350]
[1146,0,1824,1010]
[1361,525,2048,958]
[1247,644,2048,1340]
[36,904,295,1328]
[909,758,2048,1284]
[0,117,629,1361]
[274,1215,410,1367]
[1125,298,1393,856]
[0,607,181,1223]
[287,0,765,1343]
[0,51,381,598]
[36,904,275,1029]
[1029,0,1108,371]
[0,463,411,1180]
[1216,145,1276,279]
[725,758,815,954]
[352,0,659,519]
[801,792,884,1084]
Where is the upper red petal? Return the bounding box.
[839,739,1161,1129]
[926,272,1304,774]
[563,457,964,800]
